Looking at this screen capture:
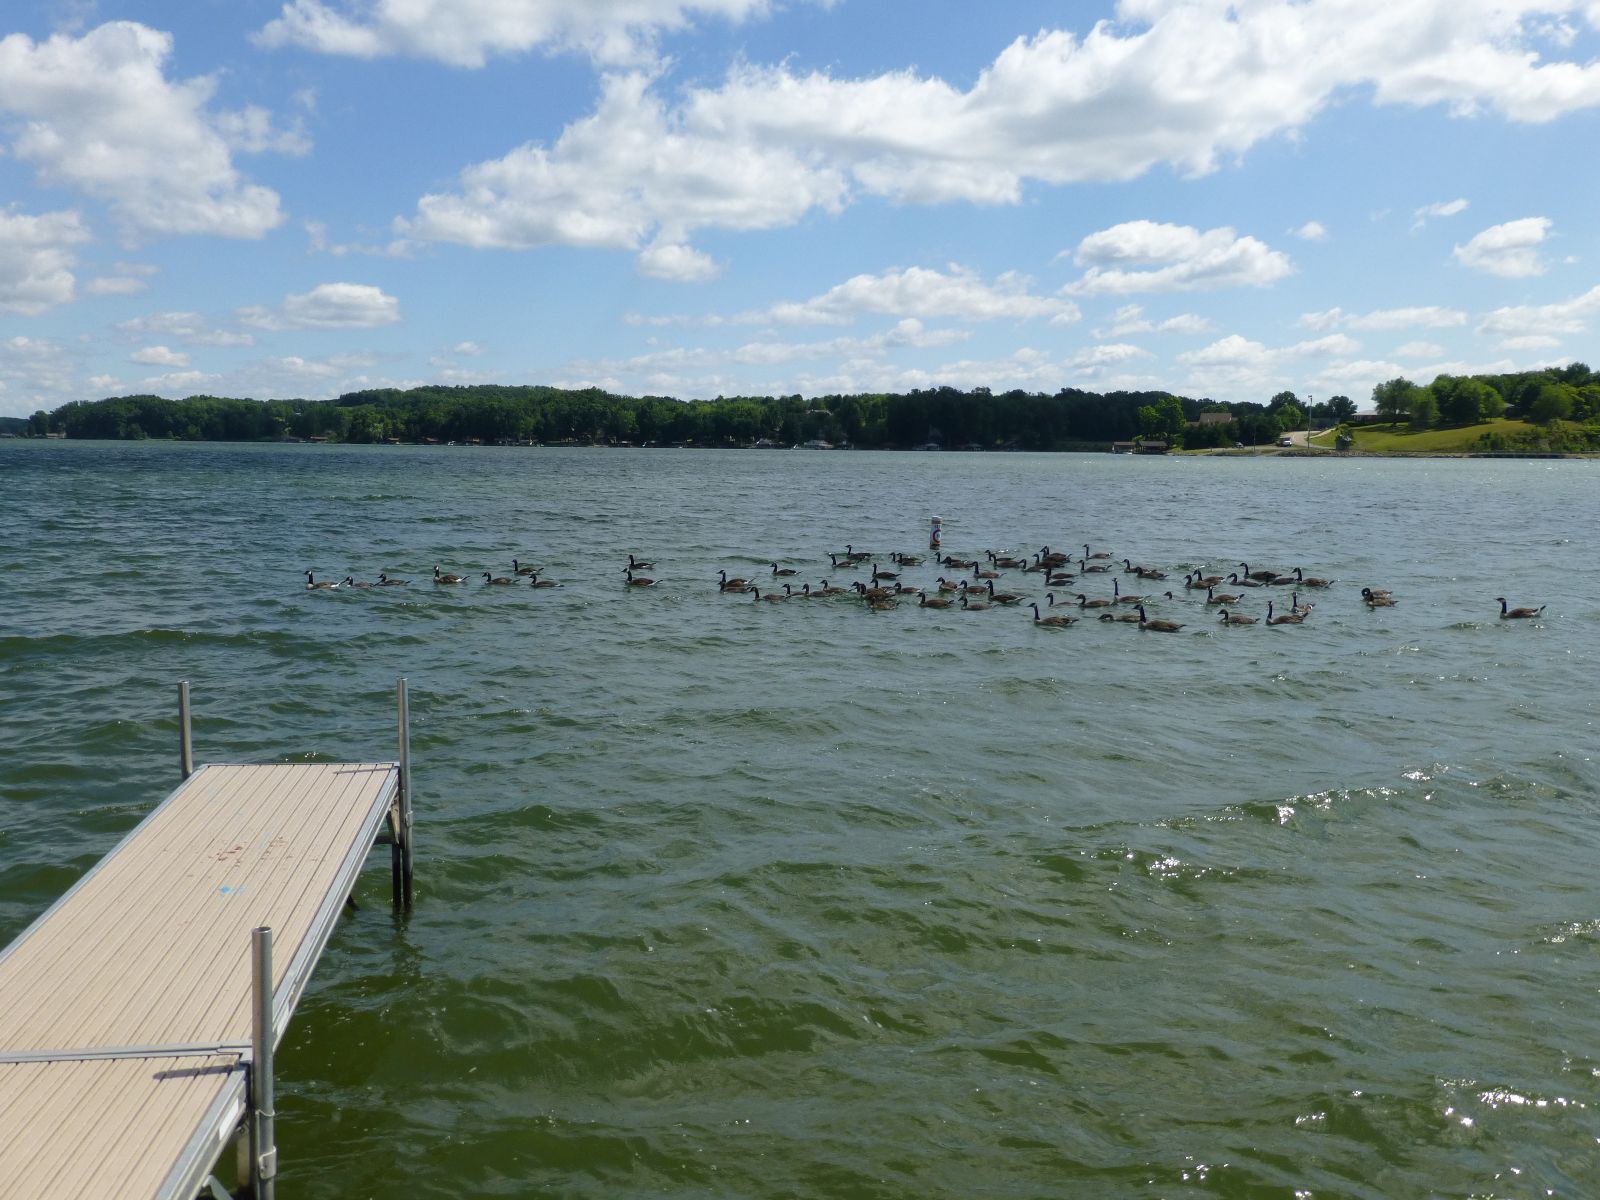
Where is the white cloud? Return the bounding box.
[638,240,721,282]
[390,6,1600,268]
[130,345,189,367]
[0,23,286,238]
[118,310,256,347]
[1092,304,1213,338]
[1497,334,1562,350]
[1453,217,1552,277]
[238,282,402,330]
[86,275,149,296]
[1066,221,1293,295]
[1477,283,1600,336]
[453,341,484,356]
[1394,340,1447,358]
[1299,305,1468,331]
[1292,220,1328,241]
[742,265,1077,326]
[1177,330,1363,400]
[255,0,786,67]
[0,336,76,416]
[1411,197,1469,230]
[215,105,312,157]
[1070,343,1151,369]
[0,209,88,315]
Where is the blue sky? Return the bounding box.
[4,0,1600,418]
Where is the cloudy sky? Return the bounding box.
[4,0,1600,418]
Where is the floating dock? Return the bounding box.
[0,681,415,1199]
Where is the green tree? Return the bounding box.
[1409,389,1439,429]
[1372,377,1419,423]
[1275,402,1305,434]
[1326,395,1357,422]
[1527,382,1574,424]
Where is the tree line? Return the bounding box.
[22,363,1600,450]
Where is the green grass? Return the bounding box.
[1347,418,1539,454]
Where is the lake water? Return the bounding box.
[2,440,1597,1198]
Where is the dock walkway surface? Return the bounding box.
[0,758,402,1199]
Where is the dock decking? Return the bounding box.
[0,685,413,1199]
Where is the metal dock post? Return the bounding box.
[250,927,277,1200]
[393,678,414,908]
[179,680,194,780]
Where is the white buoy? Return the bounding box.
[929,515,943,550]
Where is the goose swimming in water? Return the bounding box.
[433,565,466,584]
[920,593,955,609]
[377,572,409,586]
[1361,587,1395,607]
[305,570,338,589]
[1136,604,1183,632]
[719,570,753,591]
[624,568,656,587]
[342,576,376,589]
[1496,597,1544,619]
[484,571,514,585]
[528,572,561,588]
[512,559,538,575]
[1030,602,1075,626]
[1217,607,1256,625]
[959,594,991,611]
[1266,600,1304,625]
[1075,593,1113,609]
[628,554,655,570]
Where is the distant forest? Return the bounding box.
[18,361,1600,451]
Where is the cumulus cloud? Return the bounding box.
[1292,220,1329,241]
[117,311,256,346]
[86,276,150,297]
[1394,340,1447,358]
[1453,217,1552,277]
[1476,283,1600,336]
[638,240,721,282]
[740,265,1078,326]
[1412,197,1469,230]
[0,23,287,238]
[0,335,77,416]
[130,345,189,367]
[255,0,787,67]
[0,209,88,315]
[1092,304,1212,338]
[1176,330,1365,399]
[1065,221,1293,295]
[238,282,402,330]
[393,4,1600,268]
[1299,305,1468,331]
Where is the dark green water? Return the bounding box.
[2,441,1598,1198]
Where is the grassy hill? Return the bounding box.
[1334,418,1543,454]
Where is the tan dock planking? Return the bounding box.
[0,755,405,1199]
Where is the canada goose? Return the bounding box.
[1239,562,1277,583]
[991,551,1027,569]
[843,544,870,562]
[512,558,538,575]
[871,563,899,581]
[1136,604,1183,632]
[1187,569,1223,588]
[893,581,924,597]
[628,554,655,570]
[1038,546,1071,567]
[484,571,514,585]
[1083,544,1112,560]
[827,553,860,570]
[1099,608,1140,623]
[1079,557,1111,574]
[854,581,892,602]
[750,586,787,602]
[1113,578,1144,604]
[1217,607,1257,625]
[812,579,847,597]
[305,570,338,589]
[920,593,954,609]
[1361,587,1395,607]
[986,580,1023,605]
[1266,600,1304,625]
[865,595,899,612]
[960,594,991,611]
[1291,592,1315,616]
[342,576,376,589]
[719,569,753,591]
[1294,567,1332,588]
[972,562,1000,580]
[1075,593,1113,609]
[1137,566,1168,580]
[771,562,799,577]
[1205,586,1242,605]
[624,568,656,587]
[528,572,561,587]
[941,555,976,569]
[1226,572,1263,588]
[936,576,961,593]
[891,552,923,566]
[1496,597,1545,619]
[377,572,409,586]
[1030,602,1075,626]
[1268,573,1299,587]
[1363,586,1393,598]
[1046,571,1076,586]
[433,565,465,584]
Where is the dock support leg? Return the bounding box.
[393,678,414,909]
[179,681,194,780]
[250,927,277,1200]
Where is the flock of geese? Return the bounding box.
[306,543,1546,631]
